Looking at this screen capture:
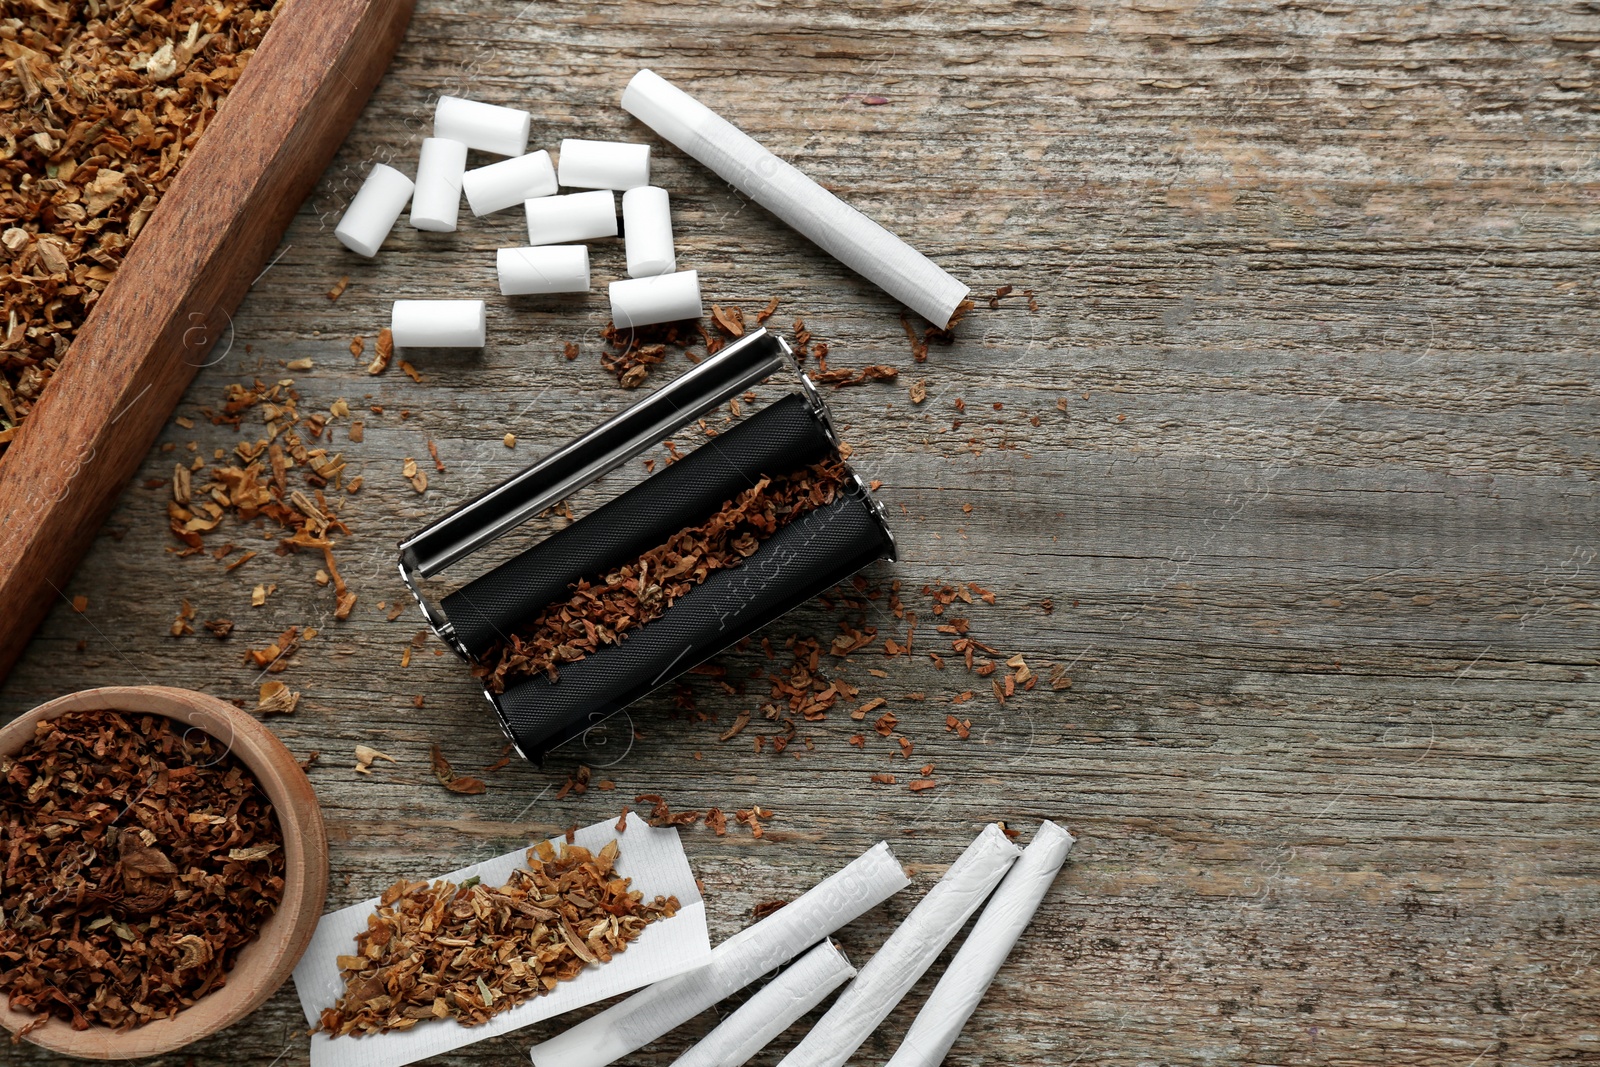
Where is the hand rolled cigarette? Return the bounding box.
[622,186,677,277]
[391,299,486,348]
[464,150,558,216]
[335,163,414,257]
[526,190,618,246]
[609,270,702,329]
[528,841,911,1067]
[774,823,1022,1067]
[498,246,590,296]
[410,137,467,232]
[884,821,1075,1067]
[559,138,652,190]
[620,68,969,328]
[434,95,531,157]
[669,940,856,1067]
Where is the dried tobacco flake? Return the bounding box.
[0,709,284,1031]
[476,459,848,691]
[317,839,678,1036]
[0,1,279,459]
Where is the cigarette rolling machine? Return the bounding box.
[399,329,896,764]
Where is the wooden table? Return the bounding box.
[6,1,1598,1063]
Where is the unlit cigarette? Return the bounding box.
[528,841,911,1067]
[410,137,467,232]
[526,190,618,245]
[775,824,1022,1067]
[335,163,414,257]
[609,270,701,329]
[620,69,969,328]
[434,95,531,157]
[622,186,676,278]
[558,138,651,190]
[670,941,856,1067]
[391,299,486,348]
[463,150,557,216]
[498,246,590,296]
[885,821,1075,1067]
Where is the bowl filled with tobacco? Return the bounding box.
[0,685,327,1059]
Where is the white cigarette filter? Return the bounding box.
[884,821,1076,1067]
[670,940,856,1067]
[463,150,557,216]
[558,138,651,190]
[622,186,676,278]
[621,69,969,328]
[775,824,1022,1067]
[609,270,701,329]
[409,137,467,232]
[528,841,911,1067]
[391,299,486,348]
[334,163,414,257]
[498,246,590,296]
[526,189,618,245]
[434,95,531,157]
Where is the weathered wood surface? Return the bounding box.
[5,0,1600,1064]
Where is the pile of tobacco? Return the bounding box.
[318,838,677,1036]
[0,0,280,456]
[475,457,848,691]
[0,709,285,1031]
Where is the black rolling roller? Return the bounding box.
[441,392,836,659]
[491,483,895,764]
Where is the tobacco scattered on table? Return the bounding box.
[317,838,678,1037]
[476,458,848,692]
[0,0,279,457]
[0,708,284,1031]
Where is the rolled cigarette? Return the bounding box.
[497,246,590,296]
[620,69,969,329]
[528,841,911,1067]
[774,824,1022,1067]
[670,941,856,1067]
[558,137,651,190]
[409,137,468,232]
[526,189,618,245]
[884,821,1075,1067]
[434,94,531,157]
[609,270,701,329]
[622,186,676,278]
[463,150,558,216]
[334,163,414,257]
[391,299,486,348]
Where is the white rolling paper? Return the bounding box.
[335,163,414,257]
[622,186,676,277]
[526,189,617,245]
[620,68,969,328]
[498,246,590,295]
[391,299,485,348]
[774,824,1022,1067]
[409,137,467,232]
[670,940,856,1067]
[434,95,531,157]
[609,270,701,329]
[463,150,557,215]
[529,841,911,1067]
[884,821,1076,1067]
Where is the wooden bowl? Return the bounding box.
[0,686,328,1059]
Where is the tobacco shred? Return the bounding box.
[0,709,284,1031]
[598,319,702,389]
[317,839,678,1037]
[476,458,847,692]
[0,1,280,459]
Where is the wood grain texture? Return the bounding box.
[0,0,416,680]
[4,0,1600,1065]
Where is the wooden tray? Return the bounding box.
[0,0,414,681]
